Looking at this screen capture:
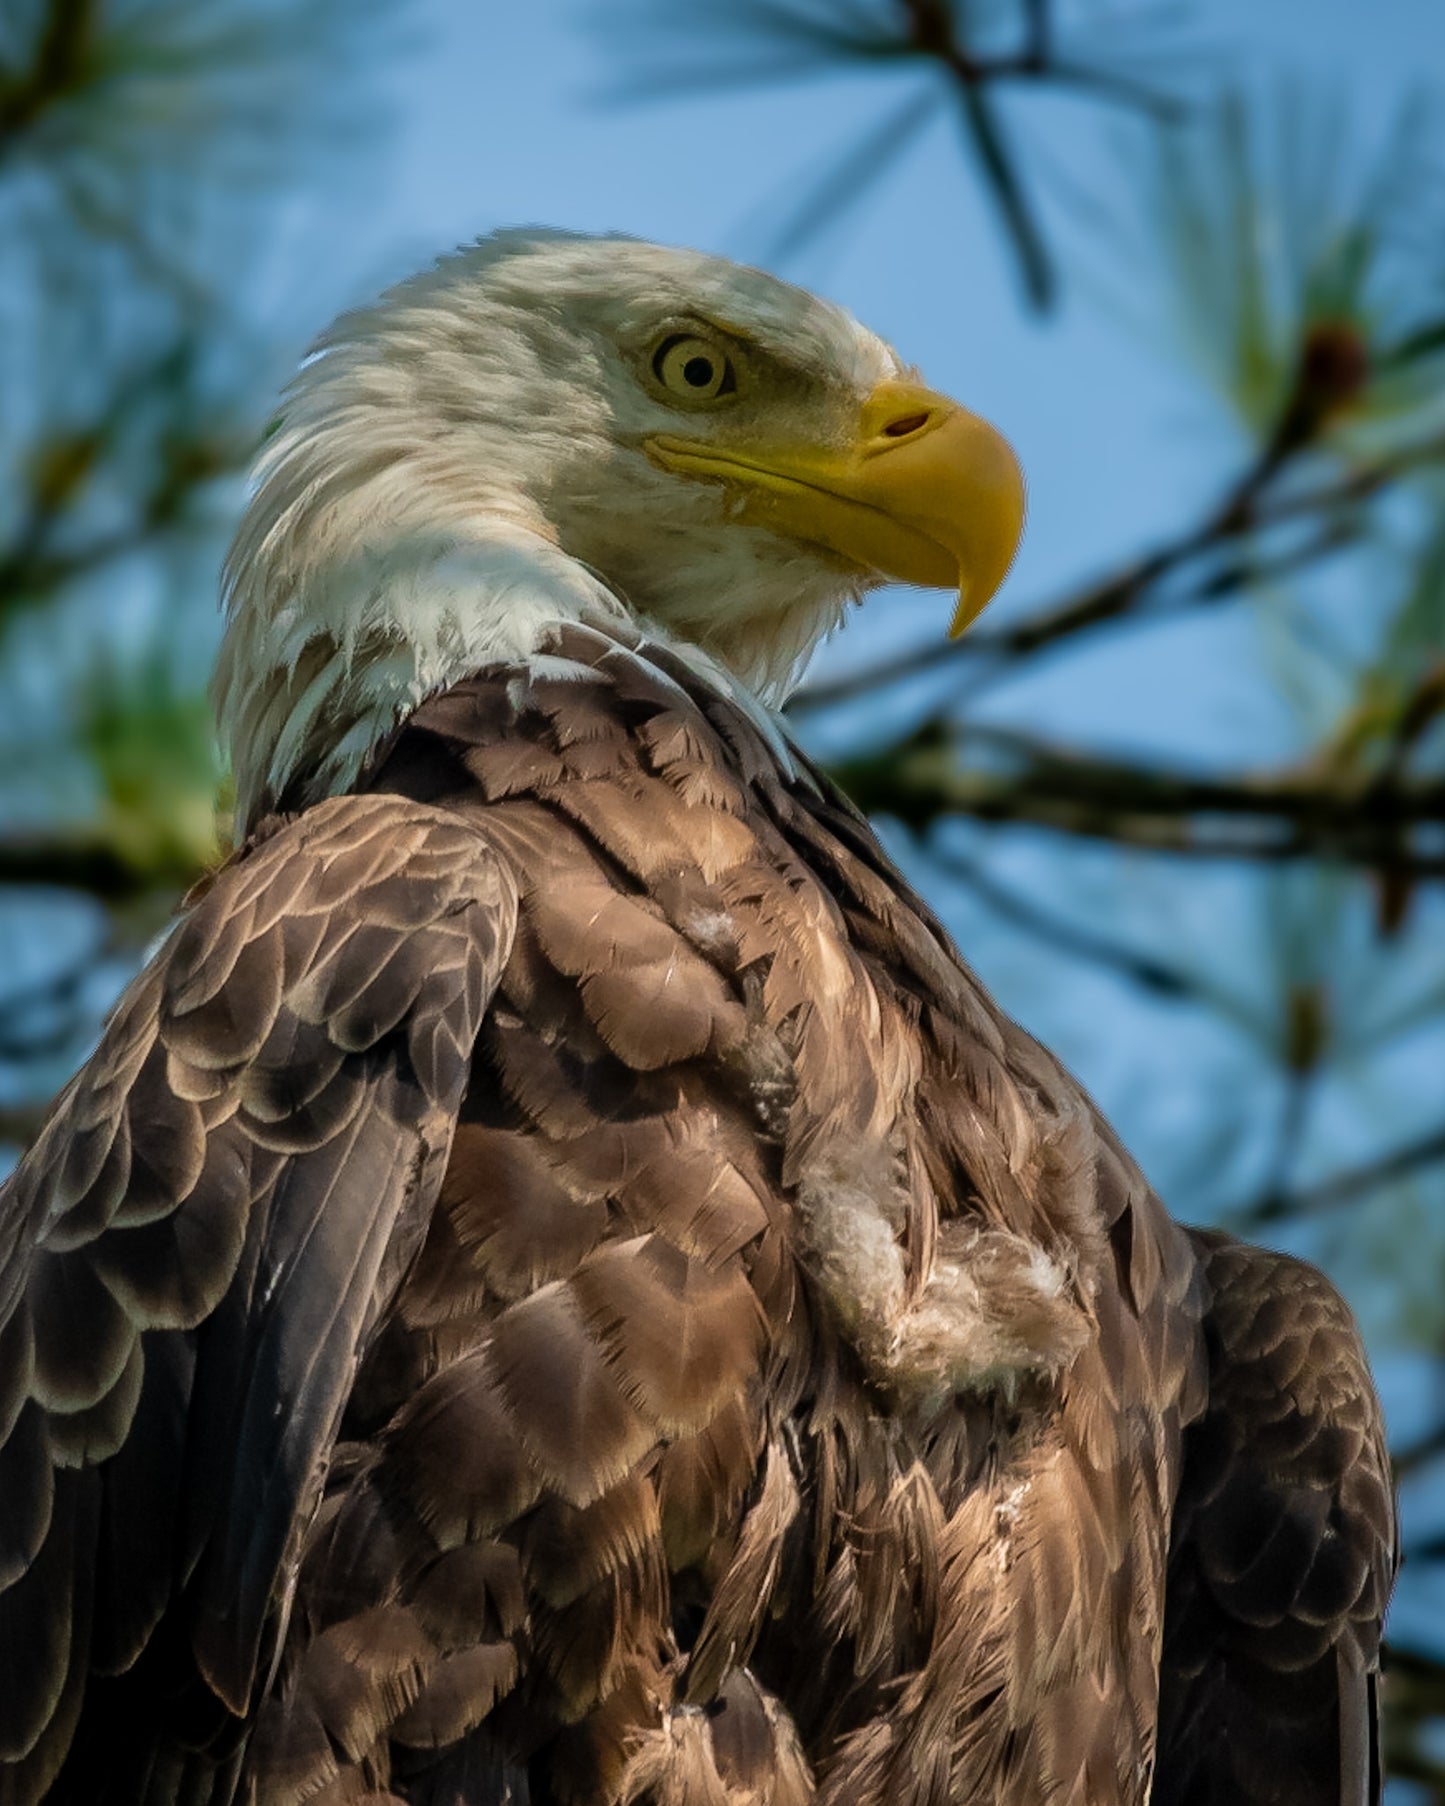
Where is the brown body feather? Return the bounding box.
[0,627,1394,1804]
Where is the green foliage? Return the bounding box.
[71,638,227,874]
[1135,87,1445,457]
[0,0,394,1052]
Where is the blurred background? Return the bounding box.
[1,0,1443,1792]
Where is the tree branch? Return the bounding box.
[1394,1417,1445,1480]
[898,0,1184,119]
[793,440,1442,715]
[893,0,1181,309]
[0,837,200,904]
[1381,1644,1445,1791]
[1240,1124,1445,1226]
[927,842,1208,998]
[0,519,191,625]
[0,1104,49,1151]
[829,723,1445,868]
[0,403,243,629]
[0,0,99,150]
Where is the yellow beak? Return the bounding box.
[646,379,1025,636]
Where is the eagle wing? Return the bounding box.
[0,793,515,1804]
[1155,1229,1398,1805]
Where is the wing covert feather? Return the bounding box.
[1155,1229,1397,1806]
[0,794,516,1801]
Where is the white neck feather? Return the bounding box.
[213,493,809,832]
[213,431,636,831]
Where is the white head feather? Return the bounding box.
[214,230,901,830]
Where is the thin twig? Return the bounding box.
[1394,1419,1445,1480]
[1252,1068,1317,1219]
[1012,55,1185,120]
[1241,1124,1445,1225]
[0,519,195,623]
[793,442,1439,714]
[927,842,1207,998]
[1021,0,1050,65]
[953,79,1055,308]
[1378,316,1445,371]
[0,410,242,627]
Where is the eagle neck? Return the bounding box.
[215,521,633,833]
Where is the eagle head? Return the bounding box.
[215,231,1024,828]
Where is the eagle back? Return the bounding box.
[337,623,1209,1806]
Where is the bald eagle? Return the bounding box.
[0,233,1394,1806]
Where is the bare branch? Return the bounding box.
[897,0,1184,119]
[894,0,1177,309]
[793,440,1441,714]
[0,837,201,904]
[1381,1644,1445,1792]
[951,77,1055,309]
[1379,316,1445,371]
[0,1104,49,1151]
[0,0,99,152]
[1020,0,1050,65]
[827,721,1445,868]
[1394,1418,1445,1480]
[596,0,1183,310]
[0,513,209,626]
[1241,1124,1445,1226]
[927,842,1208,998]
[0,354,247,629]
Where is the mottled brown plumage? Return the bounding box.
[0,624,1395,1805]
[0,230,1395,1805]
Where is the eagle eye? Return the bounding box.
[652,334,737,404]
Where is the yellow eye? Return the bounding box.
[652,334,737,403]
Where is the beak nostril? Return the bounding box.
[882,411,932,439]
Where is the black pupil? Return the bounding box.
[683,355,715,388]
